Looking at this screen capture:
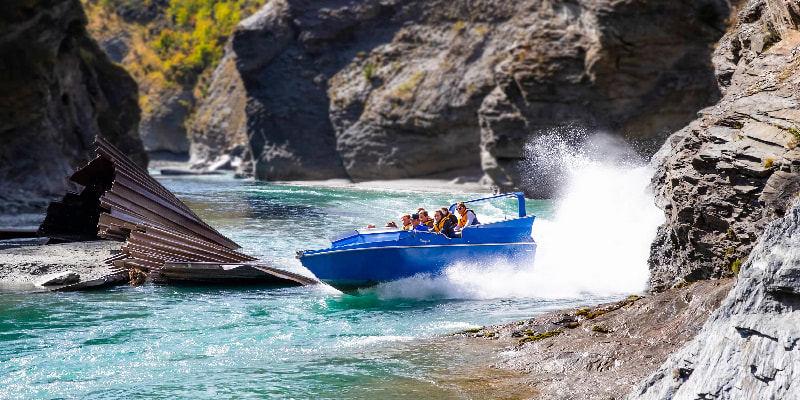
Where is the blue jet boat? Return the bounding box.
[297,193,536,291]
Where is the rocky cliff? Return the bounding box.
[81,0,192,156]
[81,0,266,158]
[188,51,250,172]
[630,196,800,399]
[647,0,800,292]
[195,0,729,189]
[0,0,146,215]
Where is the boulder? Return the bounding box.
[138,87,191,154]
[188,52,249,173]
[36,271,80,286]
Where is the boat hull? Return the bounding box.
[299,241,537,290]
[298,196,537,291]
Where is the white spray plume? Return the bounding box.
[373,130,664,300]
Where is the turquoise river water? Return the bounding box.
[0,165,662,399]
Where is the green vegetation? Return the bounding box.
[761,25,781,53]
[449,327,482,336]
[581,295,644,320]
[586,309,609,319]
[764,158,775,169]
[518,330,562,345]
[729,259,743,275]
[788,125,800,144]
[674,281,696,289]
[591,325,610,334]
[82,0,265,108]
[363,62,375,80]
[390,70,427,101]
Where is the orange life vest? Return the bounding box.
[458,209,479,227]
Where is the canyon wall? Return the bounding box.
[630,1,800,396]
[194,0,729,192]
[0,0,146,215]
[648,0,800,291]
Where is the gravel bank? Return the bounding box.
[0,241,120,290]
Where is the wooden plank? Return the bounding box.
[161,262,315,286]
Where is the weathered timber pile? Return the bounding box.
[39,136,315,288]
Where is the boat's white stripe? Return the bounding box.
[300,242,536,257]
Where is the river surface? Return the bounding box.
[0,168,661,399]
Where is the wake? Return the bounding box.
[372,132,664,300]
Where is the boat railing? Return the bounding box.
[448,192,526,218]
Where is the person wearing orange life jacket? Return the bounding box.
[440,207,459,227]
[418,210,434,229]
[433,210,456,238]
[454,201,480,231]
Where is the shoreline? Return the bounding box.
[148,157,494,195]
[0,241,120,290]
[439,279,734,398]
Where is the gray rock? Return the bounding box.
[629,197,800,400]
[0,0,146,215]
[454,280,734,400]
[195,0,727,190]
[36,271,80,286]
[479,0,730,196]
[189,52,249,173]
[139,88,191,154]
[231,0,349,180]
[647,0,800,292]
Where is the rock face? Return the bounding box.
[456,280,734,400]
[0,0,146,214]
[138,86,192,154]
[630,198,800,399]
[477,0,730,196]
[197,0,728,187]
[647,0,800,292]
[188,52,249,172]
[84,0,191,156]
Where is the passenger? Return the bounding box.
[385,221,398,228]
[419,210,434,229]
[440,207,459,227]
[400,214,412,231]
[433,210,456,238]
[367,224,376,229]
[410,213,429,231]
[455,201,480,229]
